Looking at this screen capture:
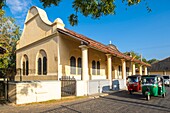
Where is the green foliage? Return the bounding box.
[0,0,6,9]
[125,0,141,5]
[124,51,143,60]
[40,0,61,7]
[72,0,116,18]
[0,0,6,16]
[39,0,151,26]
[68,14,78,26]
[0,13,21,77]
[124,51,148,68]
[147,58,159,64]
[124,51,159,66]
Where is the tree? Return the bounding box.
[0,0,6,16]
[124,51,147,63]
[124,51,160,65]
[40,0,151,26]
[148,58,159,64]
[0,12,20,78]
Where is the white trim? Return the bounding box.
[91,75,106,80]
[47,73,58,76]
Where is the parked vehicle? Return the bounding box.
[141,75,166,101]
[127,75,141,94]
[163,75,170,87]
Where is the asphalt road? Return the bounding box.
[1,87,170,113]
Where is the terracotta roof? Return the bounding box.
[57,28,151,67]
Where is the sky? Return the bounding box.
[3,0,170,60]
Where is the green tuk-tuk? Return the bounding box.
[141,75,166,101]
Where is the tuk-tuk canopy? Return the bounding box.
[141,75,164,84]
[142,75,163,78]
[127,75,141,82]
[127,75,141,78]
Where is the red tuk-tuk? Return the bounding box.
[127,75,142,94]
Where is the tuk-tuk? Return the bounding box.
[127,75,142,94]
[141,75,166,101]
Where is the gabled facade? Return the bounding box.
[149,57,170,75]
[15,6,150,89]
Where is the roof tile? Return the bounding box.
[57,28,150,67]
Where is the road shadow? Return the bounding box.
[100,96,170,112]
[107,90,146,100]
[40,99,94,113]
[100,87,170,112]
[108,87,170,101]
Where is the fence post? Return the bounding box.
[6,78,8,101]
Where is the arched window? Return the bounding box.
[22,55,29,75]
[70,56,76,74]
[97,61,100,75]
[38,58,42,75]
[23,61,25,75]
[26,60,29,75]
[92,60,96,75]
[78,57,82,75]
[118,65,122,76]
[126,67,129,76]
[37,50,47,75]
[43,57,47,75]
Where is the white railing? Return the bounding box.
[65,66,82,75]
[65,66,106,76]
[117,71,122,79]
[90,68,106,76]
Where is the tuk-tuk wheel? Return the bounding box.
[162,93,166,98]
[146,95,150,101]
[129,91,132,95]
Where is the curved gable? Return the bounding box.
[17,6,65,50]
[25,6,52,25]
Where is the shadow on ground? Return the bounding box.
[107,90,146,100]
[107,86,169,101]
[40,99,94,113]
[100,87,170,112]
[100,96,170,112]
[0,100,10,105]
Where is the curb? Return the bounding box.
[88,89,127,99]
[88,93,110,99]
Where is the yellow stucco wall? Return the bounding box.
[18,7,53,49]
[15,6,146,81]
[16,35,58,75]
[150,71,170,75]
[58,34,81,76]
[88,48,107,77]
[58,34,108,78]
[16,6,59,79]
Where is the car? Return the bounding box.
[163,75,170,87]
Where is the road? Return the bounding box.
[1,87,170,113]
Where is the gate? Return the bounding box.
[60,76,76,97]
[0,80,5,100]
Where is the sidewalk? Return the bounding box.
[88,89,126,99]
[0,89,128,113]
[0,89,126,107]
